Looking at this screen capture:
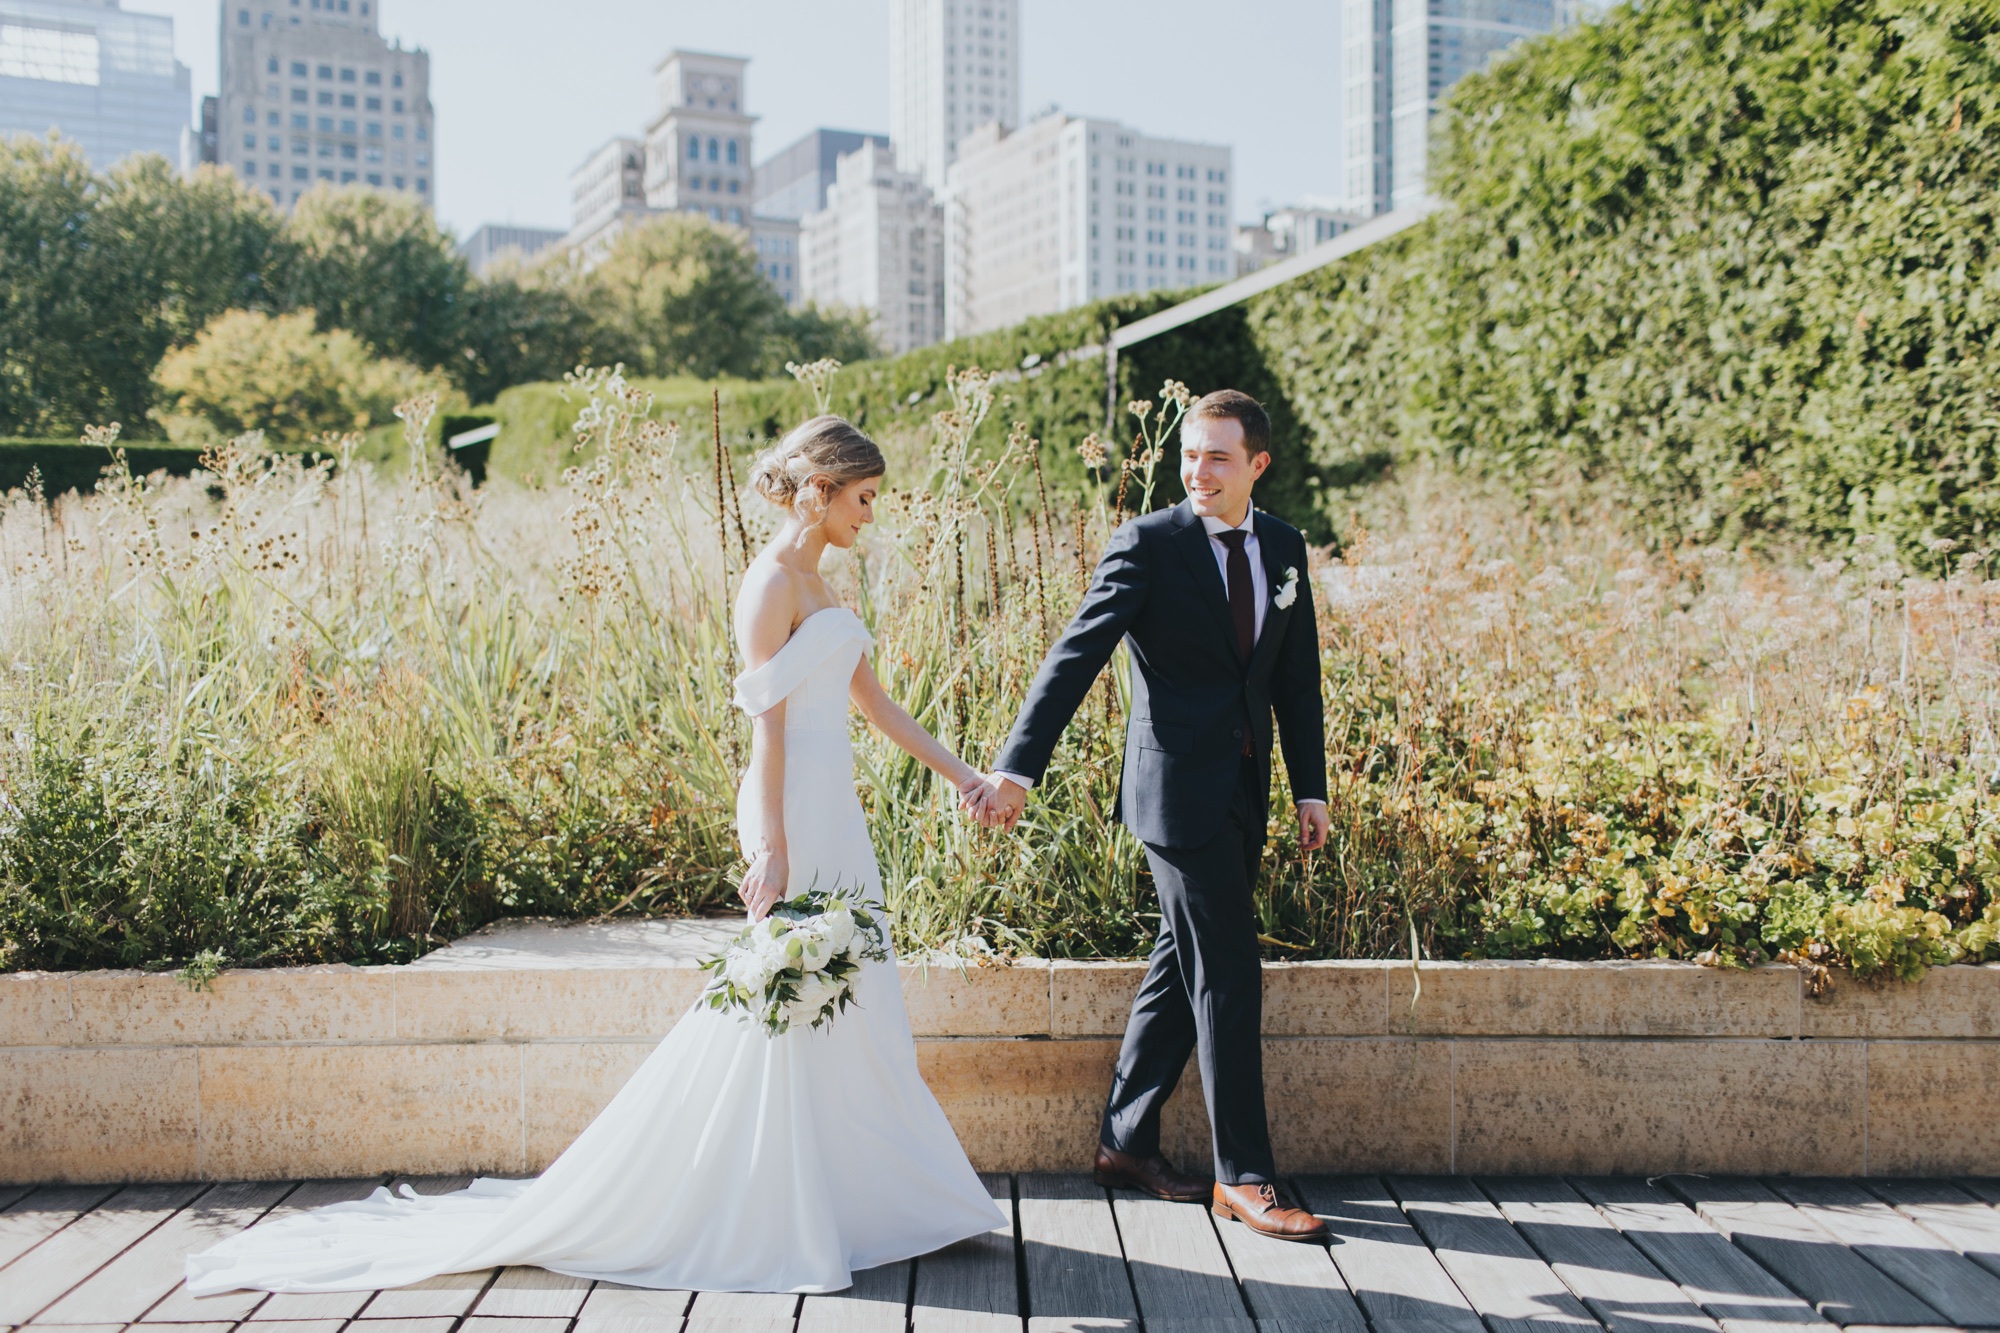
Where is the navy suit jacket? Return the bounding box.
[994,500,1327,849]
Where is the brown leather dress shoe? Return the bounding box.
[1092,1144,1212,1203]
[1212,1181,1330,1243]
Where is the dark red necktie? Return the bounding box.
[1215,529,1254,662]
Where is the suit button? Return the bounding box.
[1232,728,1243,739]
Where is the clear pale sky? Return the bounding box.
[141,0,1341,239]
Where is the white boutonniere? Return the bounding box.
[1274,566,1299,609]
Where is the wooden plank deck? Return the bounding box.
[2,1174,1996,1332]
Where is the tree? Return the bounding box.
[152,308,444,444]
[0,137,105,435]
[453,257,619,406]
[580,214,784,379]
[0,140,286,437]
[767,303,882,371]
[83,159,288,428]
[280,186,471,374]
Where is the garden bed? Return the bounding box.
[5,919,1997,1185]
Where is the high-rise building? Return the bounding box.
[1232,203,1364,276]
[1336,0,1581,214]
[890,0,1020,194]
[643,49,754,225]
[566,135,654,266]
[214,0,434,212]
[800,142,942,355]
[0,0,191,171]
[460,223,565,277]
[751,214,800,308]
[755,128,889,222]
[945,111,1231,339]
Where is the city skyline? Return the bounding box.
[129,0,1341,238]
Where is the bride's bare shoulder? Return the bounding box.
[735,559,805,666]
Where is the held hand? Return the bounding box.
[954,770,991,823]
[983,774,1028,832]
[1296,802,1330,853]
[739,847,788,922]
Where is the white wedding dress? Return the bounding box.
[185,608,1004,1295]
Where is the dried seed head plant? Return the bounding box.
[0,368,1993,986]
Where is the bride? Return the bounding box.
[186,416,1006,1295]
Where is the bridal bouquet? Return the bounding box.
[699,890,890,1035]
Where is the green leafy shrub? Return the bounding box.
[1247,0,2000,559]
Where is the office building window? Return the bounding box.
[365,121,381,137]
[391,124,404,139]
[392,72,403,87]
[392,98,403,113]
[416,177,428,193]
[689,176,701,191]
[238,8,248,24]
[393,175,404,188]
[340,93,354,108]
[316,65,331,80]
[340,143,356,159]
[416,124,426,141]
[340,67,355,82]
[365,70,380,85]
[290,113,306,129]
[365,96,380,111]
[726,139,738,164]
[317,116,332,131]
[367,172,382,185]
[242,131,256,149]
[291,165,308,180]
[291,88,306,103]
[244,160,257,175]
[267,134,279,150]
[317,168,333,180]
[340,119,355,134]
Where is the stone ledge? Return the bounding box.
[5,920,1998,1182]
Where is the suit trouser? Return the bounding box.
[1099,753,1274,1185]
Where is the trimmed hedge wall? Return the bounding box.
[0,440,207,497]
[1243,0,2000,557]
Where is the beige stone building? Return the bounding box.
[800,142,943,355]
[890,0,1020,194]
[215,0,433,211]
[945,111,1232,339]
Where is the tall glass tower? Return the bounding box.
[0,0,191,170]
[1337,0,1586,215]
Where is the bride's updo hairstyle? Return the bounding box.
[748,415,885,520]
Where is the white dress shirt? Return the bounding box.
[1202,505,1267,645]
[995,504,1324,808]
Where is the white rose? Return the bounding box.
[725,950,774,995]
[754,921,795,972]
[818,906,857,953]
[795,927,835,972]
[792,970,842,1021]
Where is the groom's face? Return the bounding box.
[1180,416,1269,526]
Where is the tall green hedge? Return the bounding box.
[1249,0,2000,555]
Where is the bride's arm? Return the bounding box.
[850,656,982,797]
[736,572,799,920]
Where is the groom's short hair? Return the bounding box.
[1184,390,1271,460]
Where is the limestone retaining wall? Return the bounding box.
[5,948,1998,1183]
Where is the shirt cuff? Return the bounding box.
[1295,798,1327,808]
[992,771,1036,792]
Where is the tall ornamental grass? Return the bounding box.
[1,364,1996,985]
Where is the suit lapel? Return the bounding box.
[1248,522,1295,679]
[1169,502,1238,654]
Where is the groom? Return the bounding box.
[972,390,1330,1242]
